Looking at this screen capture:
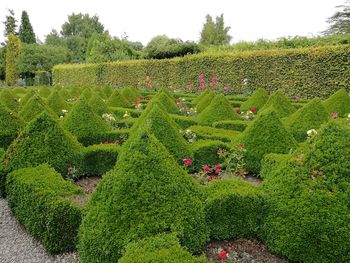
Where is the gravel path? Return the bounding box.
[0,198,79,263]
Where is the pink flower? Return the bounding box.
[330,112,338,119]
[214,164,222,174]
[236,108,241,114]
[175,99,181,104]
[133,101,140,105]
[223,86,229,93]
[103,141,109,144]
[183,157,192,167]
[202,165,211,173]
[198,73,205,79]
[218,251,228,260]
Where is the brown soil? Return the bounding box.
[204,238,289,263]
[222,172,263,186]
[75,176,101,195]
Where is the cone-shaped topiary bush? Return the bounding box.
[261,121,350,262]
[103,86,113,97]
[38,86,52,98]
[62,99,112,146]
[88,93,110,116]
[118,233,207,263]
[322,88,350,117]
[20,89,37,108]
[0,104,24,149]
[58,88,71,100]
[3,113,82,175]
[69,87,81,98]
[284,98,329,142]
[152,90,179,114]
[192,89,211,106]
[121,87,138,102]
[260,89,295,117]
[47,90,70,117]
[196,89,216,113]
[240,88,269,111]
[197,94,239,125]
[131,104,191,161]
[19,95,56,122]
[107,90,130,108]
[80,88,93,100]
[78,128,208,263]
[0,89,19,111]
[239,107,297,173]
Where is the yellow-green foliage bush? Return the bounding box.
[260,89,296,117]
[107,90,130,108]
[53,45,350,98]
[0,89,19,111]
[322,88,350,117]
[19,95,56,122]
[240,88,269,111]
[6,34,21,86]
[47,90,70,116]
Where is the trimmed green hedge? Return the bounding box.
[188,125,240,143]
[80,144,119,177]
[204,178,264,239]
[6,164,84,254]
[212,120,249,132]
[0,148,5,197]
[171,114,197,129]
[53,45,350,98]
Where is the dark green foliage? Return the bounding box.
[239,108,297,174]
[118,234,207,263]
[0,89,19,111]
[171,114,198,129]
[78,129,209,263]
[261,121,350,262]
[197,94,239,125]
[47,90,70,116]
[212,120,249,132]
[62,99,112,146]
[19,95,56,122]
[0,148,5,197]
[260,90,296,117]
[0,104,24,149]
[110,107,141,118]
[18,11,36,44]
[3,113,82,176]
[322,88,350,116]
[3,9,17,37]
[6,164,83,254]
[107,90,130,108]
[205,178,264,239]
[284,98,329,142]
[188,125,240,143]
[153,90,179,114]
[34,71,51,86]
[88,93,110,116]
[196,90,215,113]
[80,144,119,177]
[191,140,229,171]
[240,88,269,111]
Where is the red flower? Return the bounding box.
[137,95,143,100]
[250,107,257,113]
[175,99,181,104]
[239,144,245,149]
[133,101,140,105]
[183,157,192,167]
[231,244,237,250]
[103,141,109,144]
[236,108,241,114]
[202,165,211,173]
[219,251,228,260]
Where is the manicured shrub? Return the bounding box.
[80,144,119,177]
[110,107,141,118]
[260,89,296,117]
[197,94,239,125]
[240,88,269,111]
[212,120,249,132]
[47,90,70,116]
[120,87,138,101]
[0,89,19,111]
[152,90,179,114]
[103,86,113,97]
[107,90,130,108]
[284,98,329,142]
[196,90,215,113]
[204,178,264,239]
[171,114,197,129]
[19,89,36,107]
[238,107,297,174]
[3,113,82,176]
[58,88,71,100]
[78,129,209,263]
[188,125,240,143]
[38,86,52,98]
[114,118,136,129]
[80,88,93,100]
[0,104,24,149]
[62,99,112,146]
[191,89,211,106]
[19,95,56,122]
[118,233,207,263]
[191,140,229,171]
[322,88,350,117]
[0,148,5,197]
[260,121,350,262]
[6,164,84,254]
[88,93,110,116]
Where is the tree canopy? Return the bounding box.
[199,14,232,46]
[19,11,36,44]
[325,1,350,35]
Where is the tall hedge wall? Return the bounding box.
[53,45,350,98]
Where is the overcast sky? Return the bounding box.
[0,0,345,45]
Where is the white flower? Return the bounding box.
[59,115,64,118]
[62,109,68,114]
[123,111,130,118]
[347,113,350,119]
[102,113,116,122]
[307,129,317,137]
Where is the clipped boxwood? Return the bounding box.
[6,164,84,254]
[118,233,207,263]
[212,120,249,132]
[110,107,141,118]
[260,89,296,118]
[47,90,70,117]
[0,104,24,149]
[322,88,350,117]
[171,114,198,129]
[80,144,119,177]
[240,87,269,111]
[0,89,19,111]
[196,90,215,113]
[191,140,229,171]
[0,148,5,197]
[19,95,56,122]
[107,90,130,108]
[204,178,264,239]
[78,129,208,263]
[188,125,240,143]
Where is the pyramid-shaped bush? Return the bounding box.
[196,89,216,113]
[80,88,93,100]
[197,94,240,125]
[38,86,52,98]
[121,87,138,101]
[69,87,81,98]
[131,104,191,161]
[284,98,329,142]
[19,95,56,122]
[20,89,37,108]
[261,121,350,262]
[62,99,112,146]
[3,113,82,175]
[103,86,113,97]
[58,88,71,100]
[0,89,19,111]
[106,90,130,108]
[0,104,24,149]
[260,89,296,117]
[239,107,297,173]
[47,90,70,116]
[153,90,179,114]
[240,88,269,111]
[89,93,110,116]
[192,89,211,106]
[322,88,350,117]
[78,129,208,263]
